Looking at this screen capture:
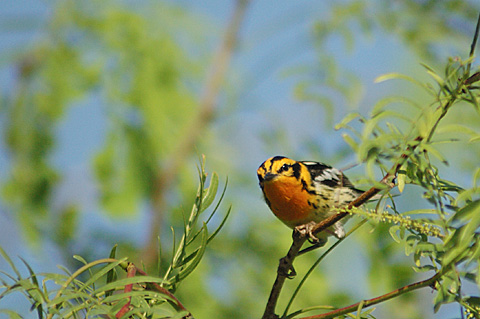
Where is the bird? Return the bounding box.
[257,156,367,242]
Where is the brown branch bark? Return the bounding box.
[141,0,250,266]
[115,263,136,318]
[298,272,441,319]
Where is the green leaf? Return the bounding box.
[400,209,438,216]
[420,144,449,165]
[208,205,232,245]
[436,124,479,137]
[106,245,118,297]
[397,170,406,193]
[19,257,44,318]
[389,225,402,243]
[426,70,445,87]
[0,246,21,279]
[434,272,460,312]
[335,112,361,130]
[370,96,421,116]
[412,264,436,273]
[452,199,480,224]
[200,172,218,213]
[92,276,167,296]
[76,260,125,293]
[342,133,359,152]
[374,72,429,91]
[405,235,419,256]
[0,310,23,319]
[73,255,88,265]
[176,222,208,282]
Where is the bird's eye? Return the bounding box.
[279,163,290,172]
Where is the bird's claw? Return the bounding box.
[295,222,327,246]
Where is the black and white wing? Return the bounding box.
[300,161,358,190]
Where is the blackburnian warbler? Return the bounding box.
[257,156,367,241]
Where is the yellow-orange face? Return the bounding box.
[257,156,317,227]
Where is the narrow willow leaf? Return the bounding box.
[342,133,358,152]
[452,199,480,223]
[19,257,44,318]
[0,310,23,319]
[205,177,228,225]
[397,170,406,193]
[474,168,480,188]
[106,245,118,284]
[176,248,200,268]
[0,246,21,279]
[101,290,171,304]
[370,109,413,123]
[80,260,124,293]
[177,223,208,282]
[73,255,88,265]
[437,124,479,137]
[208,205,232,245]
[400,209,438,216]
[469,135,480,142]
[106,246,118,297]
[374,72,428,90]
[93,276,167,295]
[389,225,402,243]
[420,144,448,165]
[188,177,229,246]
[200,172,218,213]
[413,264,436,273]
[335,112,361,130]
[433,273,458,312]
[426,70,445,87]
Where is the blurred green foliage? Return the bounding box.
[1,0,480,319]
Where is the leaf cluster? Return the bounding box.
[337,54,480,317]
[0,159,229,318]
[267,27,480,319]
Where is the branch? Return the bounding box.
[297,272,442,319]
[262,231,308,319]
[141,0,250,266]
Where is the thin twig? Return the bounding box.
[466,12,480,76]
[141,0,250,266]
[466,12,480,85]
[262,231,307,319]
[115,263,136,318]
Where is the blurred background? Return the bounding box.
[1,0,480,318]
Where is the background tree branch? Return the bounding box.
[141,0,250,266]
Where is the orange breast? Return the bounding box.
[263,178,314,228]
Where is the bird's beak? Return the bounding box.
[263,172,277,182]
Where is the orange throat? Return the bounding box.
[263,178,312,227]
